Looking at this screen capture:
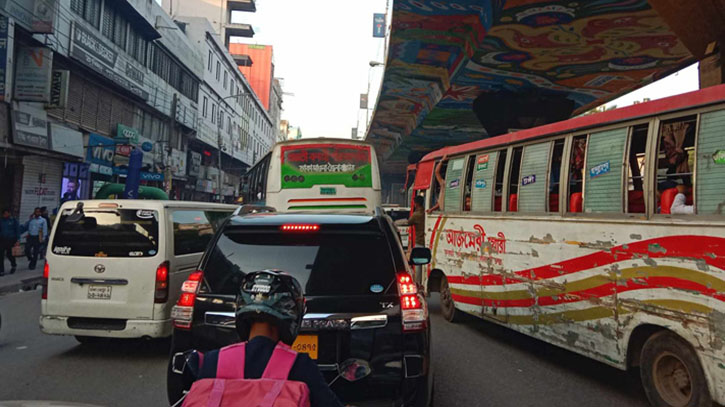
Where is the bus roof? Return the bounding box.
[277,138,374,146]
[421,83,725,163]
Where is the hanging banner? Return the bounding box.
[0,16,14,102]
[373,13,386,38]
[48,69,69,108]
[14,46,53,102]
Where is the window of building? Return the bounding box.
[211,104,217,124]
[216,61,221,81]
[202,96,208,118]
[208,51,213,72]
[584,127,628,214]
[517,142,551,213]
[71,0,101,28]
[223,71,228,89]
[101,2,127,48]
[548,139,565,212]
[626,125,649,214]
[568,135,587,212]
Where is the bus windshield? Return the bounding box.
[280,143,373,189]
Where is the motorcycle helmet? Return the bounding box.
[235,270,305,345]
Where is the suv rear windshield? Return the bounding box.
[52,209,159,257]
[204,228,396,296]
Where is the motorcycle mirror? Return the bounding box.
[338,359,372,382]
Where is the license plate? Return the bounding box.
[291,335,318,359]
[88,285,112,300]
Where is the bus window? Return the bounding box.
[471,151,499,212]
[696,109,725,215]
[507,147,523,212]
[548,140,565,212]
[567,135,587,212]
[429,159,448,212]
[444,158,465,212]
[493,149,508,212]
[462,155,476,211]
[656,115,696,214]
[518,141,551,213]
[584,127,629,213]
[627,124,649,214]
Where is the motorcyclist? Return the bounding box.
[181,270,344,407]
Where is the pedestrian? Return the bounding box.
[0,208,20,276]
[180,270,344,407]
[39,206,51,260]
[25,207,48,270]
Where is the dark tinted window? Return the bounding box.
[204,228,396,296]
[173,210,232,255]
[384,209,409,222]
[52,209,158,257]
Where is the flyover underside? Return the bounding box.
[367,0,701,175]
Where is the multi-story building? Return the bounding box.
[0,0,202,216]
[162,0,255,46]
[176,16,273,201]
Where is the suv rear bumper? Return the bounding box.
[40,315,172,338]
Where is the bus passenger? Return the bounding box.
[464,194,472,211]
[670,184,694,215]
[427,155,448,214]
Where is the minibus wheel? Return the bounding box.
[440,277,462,323]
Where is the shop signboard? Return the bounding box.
[188,151,201,177]
[48,69,69,108]
[12,102,49,150]
[49,123,84,158]
[171,149,187,177]
[373,13,386,38]
[0,16,14,102]
[113,166,164,182]
[31,0,58,33]
[86,133,114,175]
[69,22,149,100]
[14,46,53,102]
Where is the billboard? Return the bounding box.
[373,13,386,38]
[14,46,53,102]
[280,144,373,189]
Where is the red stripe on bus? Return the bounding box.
[447,235,725,287]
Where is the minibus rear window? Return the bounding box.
[51,209,159,257]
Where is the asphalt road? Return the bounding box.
[0,290,649,407]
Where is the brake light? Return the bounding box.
[398,273,426,332]
[397,273,417,295]
[42,262,49,300]
[154,261,169,303]
[172,270,203,330]
[280,224,320,232]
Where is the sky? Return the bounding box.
[231,0,390,139]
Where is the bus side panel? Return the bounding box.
[426,214,725,391]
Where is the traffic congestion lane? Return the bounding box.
[427,295,649,407]
[1,290,649,407]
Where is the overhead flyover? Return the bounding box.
[366,0,724,175]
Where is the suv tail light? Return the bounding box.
[42,262,49,300]
[397,273,426,332]
[281,224,320,232]
[171,271,203,330]
[154,261,170,303]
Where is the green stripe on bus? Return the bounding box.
[288,205,368,210]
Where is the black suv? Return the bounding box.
[167,212,433,407]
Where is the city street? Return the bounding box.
[0,290,649,407]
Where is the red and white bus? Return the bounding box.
[411,84,725,407]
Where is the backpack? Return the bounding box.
[182,342,311,407]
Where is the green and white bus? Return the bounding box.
[243,138,382,213]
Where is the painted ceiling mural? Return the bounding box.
[367,0,694,172]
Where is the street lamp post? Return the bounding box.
[364,61,385,136]
[216,92,253,202]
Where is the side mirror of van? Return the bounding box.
[409,247,431,266]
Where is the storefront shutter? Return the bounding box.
[81,81,99,131]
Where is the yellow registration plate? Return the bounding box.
[291,335,318,359]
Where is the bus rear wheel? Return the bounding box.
[440,277,462,323]
[640,331,711,407]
